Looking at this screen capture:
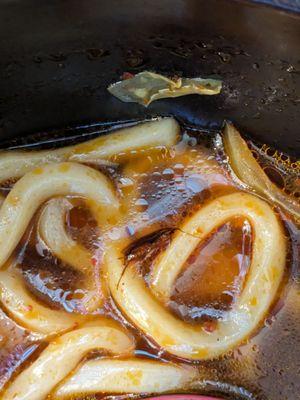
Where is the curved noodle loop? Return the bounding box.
[2,320,135,400]
[106,192,286,360]
[38,198,103,313]
[0,162,119,268]
[0,266,84,336]
[0,162,119,335]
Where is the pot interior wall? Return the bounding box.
[0,0,299,156]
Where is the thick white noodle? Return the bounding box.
[0,162,119,269]
[106,192,286,360]
[223,123,300,221]
[0,194,80,336]
[54,359,198,397]
[3,321,135,400]
[38,198,103,313]
[0,266,84,335]
[0,118,179,183]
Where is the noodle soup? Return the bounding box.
[0,118,298,400]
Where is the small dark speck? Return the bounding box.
[48,53,66,62]
[218,52,231,63]
[126,55,144,68]
[33,56,43,64]
[252,63,260,70]
[86,48,110,60]
[125,49,145,68]
[153,41,163,48]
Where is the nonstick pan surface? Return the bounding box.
[0,0,299,157]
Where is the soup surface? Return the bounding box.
[0,118,298,400]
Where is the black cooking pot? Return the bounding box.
[0,0,299,157]
[0,1,299,400]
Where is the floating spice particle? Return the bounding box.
[202,320,218,333]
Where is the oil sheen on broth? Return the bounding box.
[0,118,298,400]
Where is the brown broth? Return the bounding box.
[0,124,298,400]
[170,218,252,322]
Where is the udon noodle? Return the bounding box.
[0,117,297,399]
[0,118,179,183]
[106,192,285,360]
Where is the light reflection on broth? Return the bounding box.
[0,118,298,400]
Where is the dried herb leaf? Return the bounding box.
[108,71,222,106]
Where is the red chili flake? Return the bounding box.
[121,72,134,80]
[202,320,218,333]
[91,257,97,266]
[187,254,197,265]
